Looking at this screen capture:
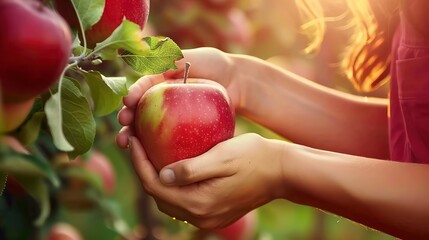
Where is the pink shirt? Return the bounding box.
[389,0,429,163]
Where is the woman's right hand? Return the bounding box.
[164,47,241,109]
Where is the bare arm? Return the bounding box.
[281,143,429,239]
[230,54,389,159]
[125,132,429,240]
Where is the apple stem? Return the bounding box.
[184,62,191,84]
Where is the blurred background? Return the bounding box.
[1,0,394,239]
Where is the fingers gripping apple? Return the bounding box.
[134,76,235,172]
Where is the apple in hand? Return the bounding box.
[195,211,258,240]
[54,0,150,48]
[0,0,72,103]
[134,63,235,172]
[213,212,257,240]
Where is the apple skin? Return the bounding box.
[47,223,82,240]
[196,211,257,240]
[82,151,116,195]
[134,79,235,172]
[58,151,116,210]
[55,0,150,48]
[151,2,253,53]
[0,0,72,103]
[1,136,30,196]
[0,98,35,132]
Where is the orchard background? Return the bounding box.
[0,0,393,239]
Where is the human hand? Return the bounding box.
[127,133,285,229]
[163,47,241,108]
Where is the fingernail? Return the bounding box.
[128,137,133,149]
[160,169,175,184]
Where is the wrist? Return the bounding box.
[277,142,319,203]
[227,53,261,114]
[265,138,297,200]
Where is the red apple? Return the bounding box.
[151,1,253,53]
[134,65,235,172]
[58,151,116,210]
[54,0,150,48]
[0,98,35,132]
[47,223,82,240]
[1,136,30,196]
[196,211,258,240]
[82,151,116,195]
[0,0,72,103]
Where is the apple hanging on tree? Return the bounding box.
[134,63,235,171]
[54,0,150,48]
[0,0,72,103]
[46,223,82,240]
[0,98,35,132]
[58,151,116,210]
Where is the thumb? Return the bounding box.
[159,146,237,186]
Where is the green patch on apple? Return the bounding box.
[135,63,235,171]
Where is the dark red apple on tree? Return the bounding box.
[58,151,116,210]
[151,1,253,53]
[0,0,72,103]
[54,0,150,48]
[134,63,235,172]
[0,98,35,132]
[1,136,30,196]
[81,151,116,195]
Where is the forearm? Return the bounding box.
[282,144,429,239]
[229,53,389,158]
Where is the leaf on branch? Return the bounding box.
[60,78,96,159]
[0,146,59,187]
[45,93,74,152]
[121,36,184,75]
[93,20,150,60]
[83,71,128,116]
[46,78,96,158]
[14,175,51,226]
[15,112,45,147]
[71,0,105,30]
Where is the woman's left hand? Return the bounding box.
[128,133,286,229]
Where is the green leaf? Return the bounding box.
[61,78,96,159]
[93,20,150,60]
[0,173,6,196]
[0,146,59,187]
[15,112,45,146]
[71,0,105,30]
[45,92,74,152]
[120,36,184,75]
[83,71,128,117]
[14,174,51,226]
[98,198,131,237]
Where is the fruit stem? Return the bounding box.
[184,62,191,84]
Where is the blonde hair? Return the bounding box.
[295,0,400,92]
